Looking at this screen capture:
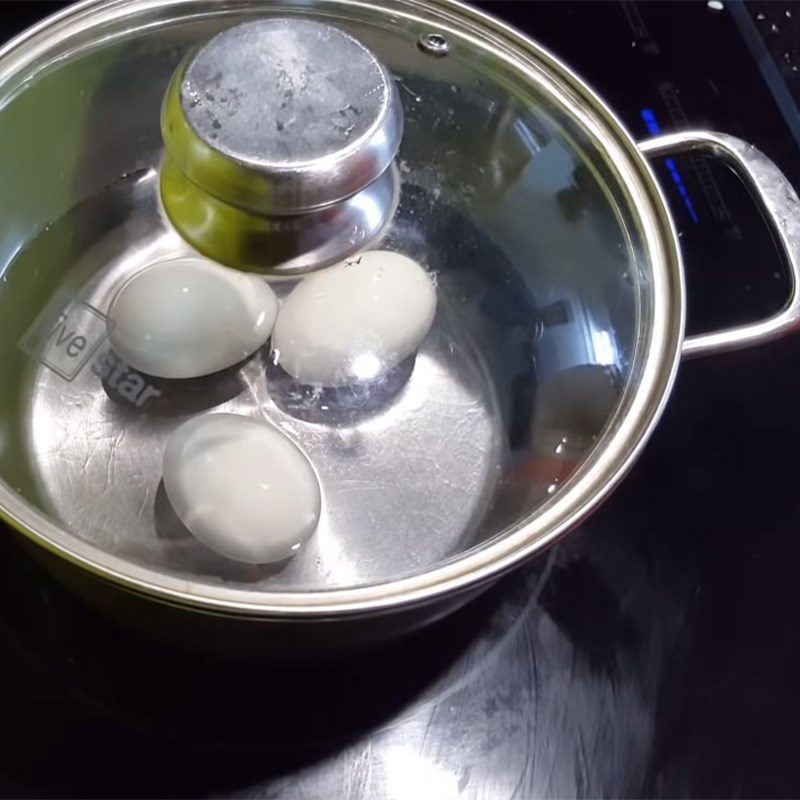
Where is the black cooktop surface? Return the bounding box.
[1,2,800,797]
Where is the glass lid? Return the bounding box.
[0,0,681,611]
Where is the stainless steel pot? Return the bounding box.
[0,0,797,655]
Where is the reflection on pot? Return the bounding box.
[266,352,415,426]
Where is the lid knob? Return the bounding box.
[160,19,403,273]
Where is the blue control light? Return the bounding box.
[640,108,699,223]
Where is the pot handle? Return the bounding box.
[638,130,800,358]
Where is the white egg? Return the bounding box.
[108,257,278,379]
[162,414,321,564]
[272,250,437,387]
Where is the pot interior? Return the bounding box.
[0,1,660,596]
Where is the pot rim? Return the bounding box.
[0,0,685,619]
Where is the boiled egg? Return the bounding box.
[108,256,278,379]
[162,413,321,564]
[271,250,437,387]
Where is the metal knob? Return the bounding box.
[160,19,403,273]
